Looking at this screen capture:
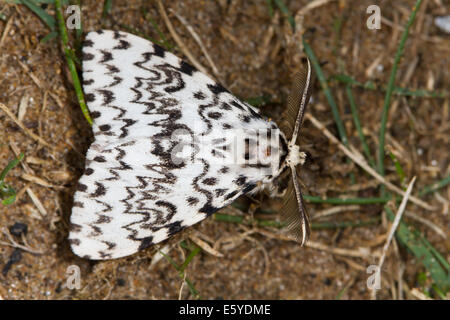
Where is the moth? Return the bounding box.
[69,30,313,260]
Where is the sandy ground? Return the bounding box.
[0,0,448,299]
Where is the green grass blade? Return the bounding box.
[419,174,450,197]
[385,207,449,294]
[265,0,274,17]
[180,245,201,273]
[311,218,380,229]
[304,40,355,183]
[159,248,201,299]
[273,0,295,29]
[144,11,175,52]
[2,193,17,205]
[22,0,56,30]
[117,23,167,50]
[55,0,93,125]
[214,213,380,230]
[330,74,448,98]
[0,153,24,182]
[303,40,349,146]
[245,95,271,108]
[303,195,390,205]
[40,31,58,43]
[0,153,24,205]
[346,86,376,168]
[378,0,423,191]
[101,0,113,21]
[388,151,406,186]
[9,0,69,3]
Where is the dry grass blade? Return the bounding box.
[306,240,371,259]
[255,228,370,258]
[371,176,417,300]
[305,113,434,211]
[21,173,55,188]
[17,59,66,109]
[26,188,47,216]
[189,234,224,257]
[157,0,211,77]
[297,0,336,16]
[9,140,33,174]
[0,12,14,49]
[410,288,433,300]
[170,9,220,78]
[17,94,29,122]
[405,211,447,239]
[0,102,52,148]
[150,244,172,269]
[312,205,361,220]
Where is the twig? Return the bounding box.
[0,228,44,255]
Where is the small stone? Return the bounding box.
[2,248,22,277]
[435,16,450,33]
[9,222,28,237]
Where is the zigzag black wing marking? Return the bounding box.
[69,30,287,260]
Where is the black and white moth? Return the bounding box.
[69,30,313,260]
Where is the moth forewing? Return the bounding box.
[279,58,313,245]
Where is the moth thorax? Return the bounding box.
[286,144,306,167]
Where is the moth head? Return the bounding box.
[286,144,306,168]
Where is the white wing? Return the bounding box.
[69,30,285,259]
